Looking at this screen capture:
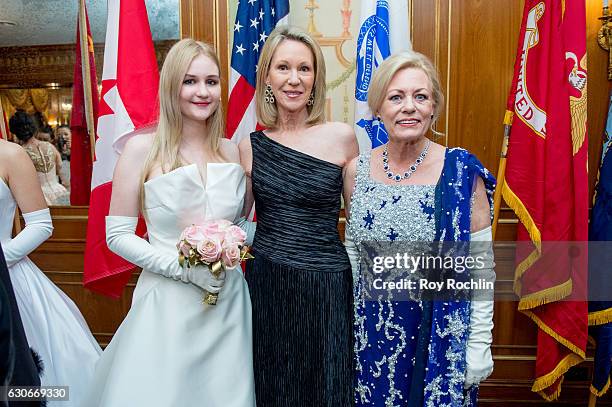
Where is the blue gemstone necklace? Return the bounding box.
[382,139,431,182]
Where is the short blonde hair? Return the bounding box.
[255,25,326,128]
[368,51,444,127]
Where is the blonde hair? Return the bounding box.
[368,51,445,135]
[255,25,326,128]
[139,39,224,211]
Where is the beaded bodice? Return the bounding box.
[347,151,436,247]
[24,142,56,174]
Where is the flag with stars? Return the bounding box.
[353,0,411,152]
[226,0,289,144]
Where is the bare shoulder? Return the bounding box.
[238,134,252,150]
[322,122,358,163]
[122,132,154,157]
[238,134,253,156]
[0,140,30,166]
[0,141,38,187]
[0,139,23,158]
[218,138,240,164]
[323,121,354,141]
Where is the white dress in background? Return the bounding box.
[23,141,70,206]
[0,179,101,406]
[84,163,255,407]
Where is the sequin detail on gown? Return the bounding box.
[348,151,437,406]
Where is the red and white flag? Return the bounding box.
[83,0,159,298]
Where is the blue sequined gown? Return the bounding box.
[349,151,461,406]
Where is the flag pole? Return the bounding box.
[79,0,96,162]
[492,110,512,240]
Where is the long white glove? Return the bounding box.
[464,226,495,388]
[3,208,53,267]
[236,217,256,246]
[343,220,360,286]
[106,216,225,293]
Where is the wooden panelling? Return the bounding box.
[446,0,523,174]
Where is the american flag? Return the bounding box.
[226,0,289,144]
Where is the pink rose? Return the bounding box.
[177,240,191,257]
[182,224,207,246]
[222,243,242,268]
[197,238,223,263]
[224,225,247,245]
[202,219,232,242]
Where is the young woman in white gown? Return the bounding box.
[83,39,255,406]
[0,133,101,406]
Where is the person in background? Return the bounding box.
[0,136,101,406]
[9,111,69,205]
[343,51,496,406]
[34,125,53,143]
[55,125,71,192]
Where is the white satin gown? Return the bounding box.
[84,163,255,407]
[0,179,101,406]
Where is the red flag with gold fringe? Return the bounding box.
[502,0,588,400]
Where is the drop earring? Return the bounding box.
[307,92,315,106]
[265,84,275,104]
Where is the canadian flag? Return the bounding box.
[83,0,158,298]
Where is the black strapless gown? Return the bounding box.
[246,131,354,406]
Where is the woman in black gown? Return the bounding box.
[239,25,359,406]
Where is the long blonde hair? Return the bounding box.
[139,39,224,211]
[255,25,326,128]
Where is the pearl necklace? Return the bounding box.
[382,140,431,182]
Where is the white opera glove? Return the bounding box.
[343,220,360,286]
[105,216,225,294]
[464,226,495,389]
[3,208,53,267]
[236,217,256,246]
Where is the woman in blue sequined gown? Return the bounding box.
[343,52,496,406]
[239,26,358,406]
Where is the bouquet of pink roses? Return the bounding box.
[177,219,253,305]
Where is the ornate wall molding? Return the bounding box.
[0,40,176,89]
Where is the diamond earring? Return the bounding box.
[265,84,275,104]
